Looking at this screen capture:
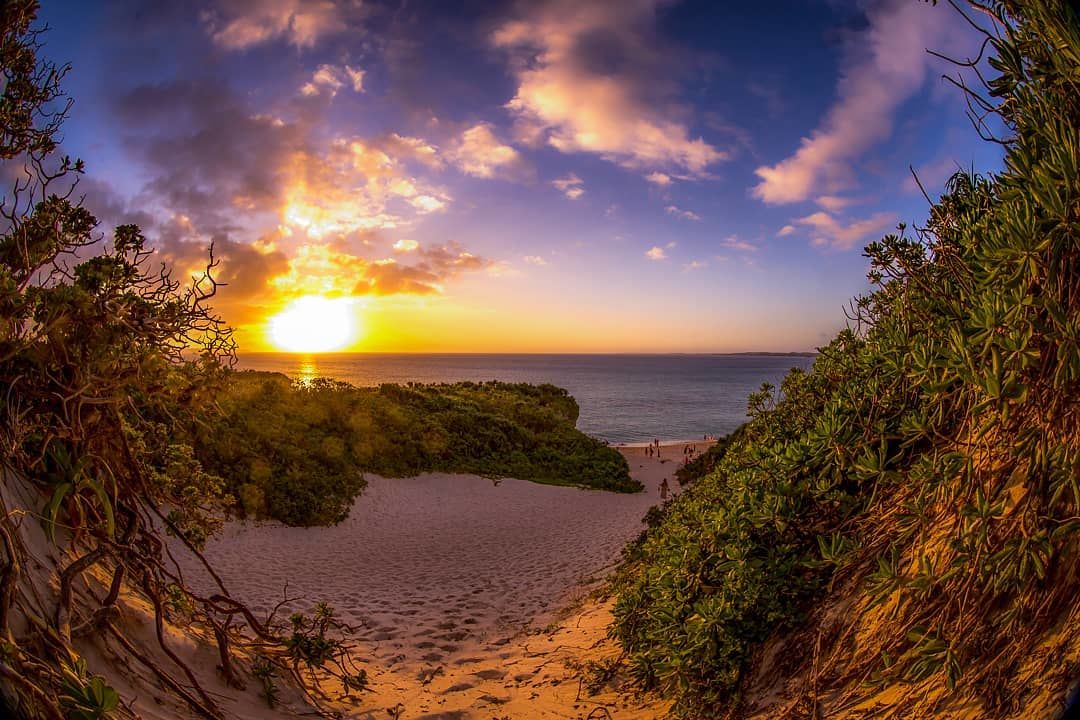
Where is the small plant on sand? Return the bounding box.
[252,655,280,708]
[58,658,120,720]
[286,603,370,696]
[581,656,623,696]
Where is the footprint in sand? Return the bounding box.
[471,668,505,680]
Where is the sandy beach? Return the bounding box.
[182,440,713,718]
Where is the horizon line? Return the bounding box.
[235,350,820,357]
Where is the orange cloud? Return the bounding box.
[204,0,349,50]
[280,134,449,238]
[264,241,496,301]
[493,0,725,176]
[301,63,365,97]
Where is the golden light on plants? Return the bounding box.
[268,296,359,352]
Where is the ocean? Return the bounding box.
[236,353,816,444]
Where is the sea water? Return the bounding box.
[237,353,815,444]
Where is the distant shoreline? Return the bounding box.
[237,350,820,357]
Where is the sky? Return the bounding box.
[39,0,1004,353]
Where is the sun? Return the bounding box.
[268,296,359,353]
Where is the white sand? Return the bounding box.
[174,444,709,717]
[195,445,701,664]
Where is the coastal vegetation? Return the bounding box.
[195,373,637,526]
[673,427,742,487]
[612,2,1080,717]
[0,5,637,714]
[2,1,1078,719]
[0,4,366,717]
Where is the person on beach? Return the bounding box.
[660,478,670,500]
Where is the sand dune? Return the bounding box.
[181,442,710,718]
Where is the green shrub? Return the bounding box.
[195,375,637,526]
[612,2,1080,716]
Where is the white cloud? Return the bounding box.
[683,259,707,271]
[752,1,963,204]
[409,195,447,213]
[815,195,856,212]
[523,255,548,265]
[795,211,895,250]
[720,235,756,252]
[448,123,522,179]
[343,65,365,92]
[645,245,668,261]
[493,2,725,176]
[777,224,796,237]
[646,172,673,186]
[301,64,365,97]
[393,239,419,252]
[665,205,701,221]
[552,172,585,200]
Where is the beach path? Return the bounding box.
[189,441,712,718]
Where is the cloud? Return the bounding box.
[376,133,443,170]
[719,235,756,252]
[665,205,701,221]
[645,172,673,186]
[815,195,856,212]
[752,0,960,204]
[115,80,303,230]
[448,123,524,179]
[109,74,484,324]
[492,0,725,176]
[343,65,366,92]
[795,211,895,250]
[354,242,495,295]
[683,259,707,271]
[202,0,351,50]
[645,240,676,261]
[552,172,585,200]
[159,230,290,302]
[278,135,450,237]
[115,78,453,243]
[408,194,447,213]
[253,240,495,300]
[523,255,548,265]
[301,64,365,97]
[777,224,796,237]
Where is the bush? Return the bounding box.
[195,374,638,526]
[612,3,1080,716]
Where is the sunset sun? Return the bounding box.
[268,296,358,353]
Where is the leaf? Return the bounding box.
[43,482,73,544]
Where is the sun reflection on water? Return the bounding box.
[295,356,322,384]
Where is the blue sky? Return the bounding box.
[39,0,1003,352]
